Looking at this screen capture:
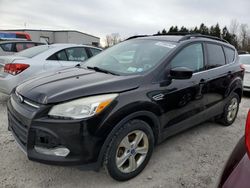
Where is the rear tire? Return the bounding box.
[104,119,154,181]
[219,92,240,126]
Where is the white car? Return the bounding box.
[239,54,250,91]
[0,44,102,94]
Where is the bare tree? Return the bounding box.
[239,24,249,49]
[229,19,239,35]
[104,33,121,48]
[105,35,112,48]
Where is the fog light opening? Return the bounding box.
[34,146,70,157]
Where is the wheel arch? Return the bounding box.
[96,110,161,170]
[226,77,243,102]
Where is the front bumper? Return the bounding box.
[7,94,104,168]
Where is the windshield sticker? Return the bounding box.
[127,67,138,72]
[155,42,176,49]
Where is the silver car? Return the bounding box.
[0,44,102,94]
[0,41,44,56]
[239,54,250,91]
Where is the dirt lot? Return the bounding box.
[0,93,249,188]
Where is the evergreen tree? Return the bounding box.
[199,23,209,35]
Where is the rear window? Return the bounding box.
[0,43,13,52]
[224,47,235,63]
[16,43,36,52]
[206,43,226,69]
[15,45,50,58]
[239,55,250,65]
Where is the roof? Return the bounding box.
[0,29,100,40]
[0,40,44,44]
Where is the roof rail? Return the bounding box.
[153,32,192,36]
[179,34,229,43]
[125,33,229,44]
[125,35,149,41]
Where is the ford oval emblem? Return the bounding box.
[17,94,24,103]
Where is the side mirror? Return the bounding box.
[170,67,193,80]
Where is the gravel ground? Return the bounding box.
[0,93,249,188]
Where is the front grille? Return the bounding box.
[8,112,28,148]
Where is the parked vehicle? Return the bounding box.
[0,32,31,41]
[7,34,244,181]
[0,44,102,94]
[0,41,44,56]
[239,54,250,91]
[218,110,250,188]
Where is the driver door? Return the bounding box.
[153,43,208,138]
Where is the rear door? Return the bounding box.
[202,42,233,115]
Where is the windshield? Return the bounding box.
[15,45,51,58]
[239,55,250,65]
[82,39,177,75]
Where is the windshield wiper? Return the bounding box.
[87,66,119,76]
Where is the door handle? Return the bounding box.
[199,79,206,84]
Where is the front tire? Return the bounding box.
[219,92,240,126]
[104,120,154,181]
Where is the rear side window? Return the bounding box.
[65,47,88,61]
[170,43,204,72]
[206,43,226,69]
[224,47,235,63]
[0,43,13,52]
[56,50,68,61]
[89,48,102,56]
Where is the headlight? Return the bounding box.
[48,94,118,119]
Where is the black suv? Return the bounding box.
[7,34,244,181]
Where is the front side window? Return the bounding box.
[170,43,204,72]
[206,43,226,69]
[82,39,177,75]
[65,47,88,61]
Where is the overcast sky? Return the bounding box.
[0,0,250,44]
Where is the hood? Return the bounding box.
[16,67,141,104]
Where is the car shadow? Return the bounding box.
[243,91,250,98]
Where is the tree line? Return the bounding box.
[104,20,250,52]
[156,21,249,51]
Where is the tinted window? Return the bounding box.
[0,43,13,52]
[65,47,88,61]
[206,43,225,69]
[89,48,102,56]
[224,47,235,63]
[15,45,50,58]
[170,43,204,72]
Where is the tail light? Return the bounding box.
[4,63,30,75]
[240,64,245,71]
[245,110,250,158]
